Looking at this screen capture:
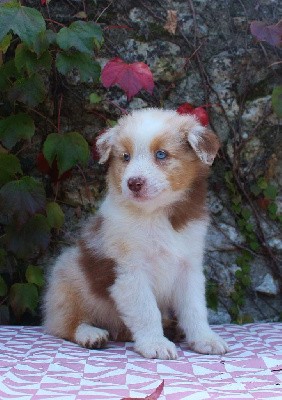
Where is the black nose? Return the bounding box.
[127,177,145,192]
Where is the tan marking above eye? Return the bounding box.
[149,132,171,153]
[120,137,134,155]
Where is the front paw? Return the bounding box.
[74,323,109,349]
[134,336,178,360]
[188,331,229,355]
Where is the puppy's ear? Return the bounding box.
[187,125,220,165]
[95,127,116,164]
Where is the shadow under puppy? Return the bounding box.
[43,108,229,359]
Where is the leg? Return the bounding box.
[109,268,178,360]
[174,265,228,355]
[43,248,110,349]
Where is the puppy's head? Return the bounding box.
[96,109,220,210]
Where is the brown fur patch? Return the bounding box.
[149,131,201,192]
[107,137,134,195]
[167,157,203,192]
[78,217,117,299]
[163,319,185,343]
[53,280,87,342]
[114,326,133,342]
[107,157,124,195]
[195,130,220,162]
[168,177,208,231]
[149,132,171,154]
[120,136,134,155]
[113,319,185,343]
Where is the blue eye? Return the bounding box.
[155,150,167,160]
[123,153,130,162]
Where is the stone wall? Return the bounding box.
[33,0,281,323]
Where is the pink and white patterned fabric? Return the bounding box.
[0,323,281,399]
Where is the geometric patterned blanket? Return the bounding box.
[0,323,281,399]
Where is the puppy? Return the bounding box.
[43,108,228,359]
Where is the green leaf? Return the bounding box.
[236,256,251,271]
[9,282,38,317]
[245,223,254,233]
[43,132,90,176]
[241,208,251,220]
[0,113,35,149]
[238,219,246,228]
[0,176,46,225]
[232,203,241,214]
[0,3,46,48]
[242,250,253,262]
[0,33,12,53]
[0,153,23,186]
[46,201,65,229]
[267,202,278,215]
[89,93,102,104]
[0,59,19,91]
[56,21,103,55]
[15,44,52,75]
[224,171,233,184]
[232,195,242,206]
[5,214,50,258]
[257,177,268,190]
[235,269,243,279]
[239,314,254,324]
[56,52,101,83]
[8,73,46,107]
[250,184,261,196]
[206,281,219,311]
[106,119,117,127]
[230,291,241,303]
[241,275,251,287]
[263,184,278,200]
[241,263,250,274]
[272,86,282,118]
[25,265,44,288]
[250,240,259,251]
[0,275,8,297]
[32,29,57,55]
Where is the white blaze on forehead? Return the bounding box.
[118,109,177,152]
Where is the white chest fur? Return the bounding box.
[99,196,208,304]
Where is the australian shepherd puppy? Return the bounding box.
[43,108,229,359]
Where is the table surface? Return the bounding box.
[0,323,281,400]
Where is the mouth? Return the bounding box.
[130,192,150,202]
[127,188,166,203]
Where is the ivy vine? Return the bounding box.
[0,0,103,322]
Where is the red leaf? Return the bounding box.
[176,102,194,114]
[250,20,282,47]
[101,57,154,100]
[121,381,164,400]
[37,152,52,175]
[41,0,47,5]
[177,103,209,126]
[192,107,209,126]
[257,197,271,210]
[36,152,72,182]
[145,381,164,400]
